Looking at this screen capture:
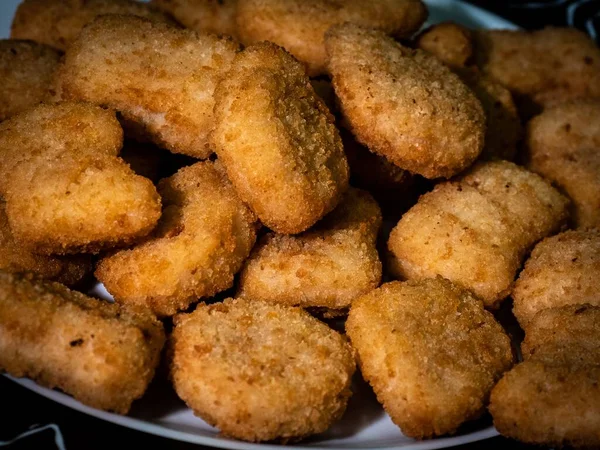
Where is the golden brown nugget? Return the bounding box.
[11,0,173,51]
[237,188,381,309]
[0,271,165,414]
[326,24,485,179]
[0,203,90,286]
[473,27,600,115]
[512,230,600,327]
[170,297,355,442]
[0,102,161,255]
[525,101,600,228]
[57,15,239,159]
[0,40,60,122]
[346,278,513,439]
[212,42,349,234]
[96,161,258,317]
[388,161,569,307]
[152,0,238,39]
[489,361,600,448]
[236,0,427,76]
[416,22,473,68]
[521,304,600,367]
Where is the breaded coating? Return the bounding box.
[0,40,60,122]
[152,0,238,39]
[525,101,600,228]
[346,278,513,439]
[237,188,382,309]
[0,203,90,286]
[57,15,239,159]
[0,102,161,254]
[170,297,355,442]
[473,27,600,114]
[416,22,473,68]
[326,24,485,179]
[512,230,600,327]
[521,304,600,367]
[388,161,569,307]
[96,161,258,317]
[0,271,165,414]
[211,42,349,234]
[489,361,600,449]
[236,0,427,76]
[11,0,173,51]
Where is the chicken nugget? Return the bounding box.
[326,24,485,179]
[521,304,600,367]
[11,0,174,51]
[0,102,161,254]
[0,271,165,414]
[237,188,381,310]
[170,297,355,442]
[236,0,427,76]
[525,101,600,228]
[512,230,600,328]
[473,27,600,117]
[96,161,258,317]
[346,278,513,439]
[489,361,600,448]
[388,161,569,307]
[0,40,60,122]
[416,22,473,69]
[57,15,239,159]
[152,0,238,39]
[211,42,349,234]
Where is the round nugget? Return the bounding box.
[416,22,473,68]
[346,278,513,439]
[236,0,427,76]
[326,24,485,179]
[211,42,349,234]
[512,230,600,328]
[11,0,173,51]
[170,297,355,442]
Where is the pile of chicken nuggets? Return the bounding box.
[0,0,599,447]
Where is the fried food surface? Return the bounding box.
[170,297,355,442]
[236,0,427,76]
[388,161,569,307]
[0,271,165,414]
[0,39,60,121]
[0,102,161,254]
[346,278,513,438]
[58,15,239,158]
[416,22,473,68]
[96,161,258,317]
[525,100,600,228]
[11,0,173,51]
[237,188,382,309]
[212,42,349,234]
[512,230,600,327]
[326,24,485,179]
[152,0,238,39]
[489,361,600,449]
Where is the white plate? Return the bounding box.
[1,1,518,448]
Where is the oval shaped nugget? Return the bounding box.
[57,15,239,159]
[0,271,165,414]
[326,24,485,179]
[11,0,173,51]
[346,278,513,439]
[388,161,569,307]
[525,101,600,228]
[236,0,427,76]
[0,102,161,254]
[0,40,60,121]
[170,297,355,442]
[416,22,473,69]
[212,42,349,234]
[512,230,600,328]
[96,161,258,317]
